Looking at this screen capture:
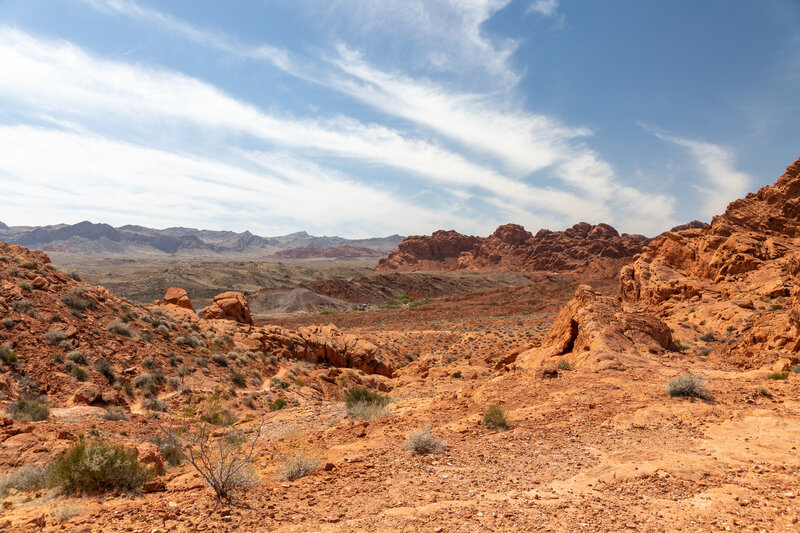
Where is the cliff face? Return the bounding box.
[377,222,649,278]
[619,157,800,368]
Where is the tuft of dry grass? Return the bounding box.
[276,453,321,481]
[404,426,446,455]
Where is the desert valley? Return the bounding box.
[0,159,798,531]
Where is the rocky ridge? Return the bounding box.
[619,157,800,369]
[377,222,649,278]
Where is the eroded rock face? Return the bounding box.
[244,324,394,377]
[201,291,252,325]
[377,222,649,277]
[163,287,194,311]
[620,157,800,368]
[515,286,672,372]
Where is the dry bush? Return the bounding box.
[482,405,510,430]
[107,318,135,338]
[0,464,51,494]
[52,441,153,494]
[404,426,446,455]
[276,453,321,481]
[666,374,711,399]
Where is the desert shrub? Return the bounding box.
[50,313,63,323]
[757,386,770,397]
[344,387,390,419]
[212,353,228,367]
[101,406,128,421]
[666,374,711,399]
[482,405,510,430]
[157,324,170,339]
[7,398,50,421]
[12,299,37,317]
[107,318,135,338]
[149,435,182,467]
[791,365,800,374]
[200,406,236,426]
[133,372,152,388]
[672,339,689,353]
[67,350,87,365]
[768,372,789,380]
[345,387,389,407]
[0,464,52,494]
[71,366,87,381]
[61,294,95,312]
[698,347,712,357]
[699,332,716,342]
[94,358,115,383]
[51,441,153,494]
[271,377,289,390]
[404,427,446,455]
[2,318,13,328]
[769,304,784,311]
[51,504,86,523]
[19,260,37,269]
[175,335,203,348]
[67,271,82,282]
[154,417,263,500]
[0,344,18,364]
[143,398,166,411]
[276,453,321,481]
[44,329,68,345]
[556,359,571,371]
[230,372,246,387]
[142,357,157,370]
[268,398,287,411]
[17,280,31,291]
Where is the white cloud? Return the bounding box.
[652,131,751,218]
[528,0,559,17]
[0,125,471,236]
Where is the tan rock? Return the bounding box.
[201,291,252,324]
[163,287,194,311]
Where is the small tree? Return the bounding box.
[154,413,270,501]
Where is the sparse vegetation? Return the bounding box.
[107,318,135,338]
[768,371,789,380]
[6,397,50,421]
[51,441,153,494]
[94,358,115,383]
[2,318,13,328]
[268,398,287,411]
[0,464,51,494]
[230,371,246,387]
[44,329,69,345]
[0,343,18,364]
[12,299,37,316]
[101,406,128,421]
[345,387,391,419]
[67,350,88,365]
[699,332,716,342]
[404,427,446,455]
[71,365,88,381]
[666,374,711,399]
[277,453,321,481]
[672,339,689,353]
[482,405,510,430]
[757,386,770,397]
[557,359,571,371]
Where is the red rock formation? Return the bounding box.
[163,287,194,311]
[201,291,253,325]
[514,285,672,372]
[619,156,800,368]
[377,222,648,277]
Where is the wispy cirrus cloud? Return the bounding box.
[650,129,751,218]
[528,0,559,17]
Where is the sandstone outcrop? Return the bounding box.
[620,156,800,367]
[163,287,194,311]
[377,222,648,278]
[515,286,672,372]
[201,291,253,325]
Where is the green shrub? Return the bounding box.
[71,366,88,381]
[672,340,689,353]
[482,405,510,430]
[212,353,228,366]
[666,374,711,399]
[344,387,389,407]
[107,319,135,338]
[268,398,287,411]
[271,377,289,390]
[51,441,153,493]
[0,344,18,364]
[6,398,50,421]
[768,372,789,380]
[698,347,712,357]
[699,332,716,342]
[344,387,391,419]
[94,358,115,383]
[2,318,13,329]
[149,435,182,467]
[230,372,246,387]
[757,386,770,397]
[556,359,571,371]
[67,350,87,365]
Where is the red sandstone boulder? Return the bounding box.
[163,287,194,311]
[201,291,253,325]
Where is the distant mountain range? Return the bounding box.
[0,221,403,257]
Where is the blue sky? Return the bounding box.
[0,0,798,238]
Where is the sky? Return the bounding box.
[0,0,798,238]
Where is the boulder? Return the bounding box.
[163,287,194,312]
[201,291,253,325]
[516,285,672,372]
